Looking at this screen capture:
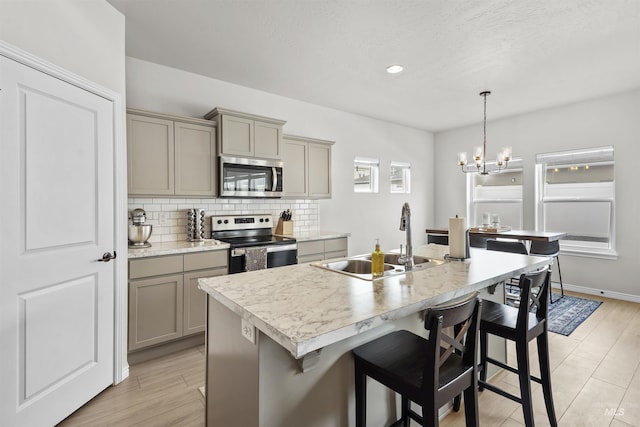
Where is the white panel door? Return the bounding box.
[0,55,115,426]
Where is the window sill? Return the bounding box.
[560,248,618,260]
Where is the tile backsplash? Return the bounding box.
[128,197,320,243]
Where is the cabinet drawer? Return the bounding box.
[129,255,183,279]
[184,250,228,271]
[297,240,325,256]
[324,238,347,253]
[298,254,324,264]
[325,250,348,261]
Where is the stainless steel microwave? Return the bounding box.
[219,156,283,198]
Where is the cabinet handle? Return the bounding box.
[97,251,117,262]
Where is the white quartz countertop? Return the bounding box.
[128,239,229,258]
[198,244,550,359]
[273,230,350,241]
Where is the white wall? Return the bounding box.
[0,0,125,96]
[125,58,435,256]
[434,89,640,299]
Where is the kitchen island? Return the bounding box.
[198,244,551,426]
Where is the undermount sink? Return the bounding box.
[321,259,395,275]
[312,252,447,281]
[362,253,443,267]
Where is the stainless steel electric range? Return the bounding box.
[211,214,297,274]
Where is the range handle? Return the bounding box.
[231,244,297,257]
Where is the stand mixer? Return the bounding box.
[128,208,153,248]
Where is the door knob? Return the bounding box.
[97,251,117,262]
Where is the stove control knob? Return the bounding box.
[259,218,264,222]
[217,220,222,224]
[224,219,229,224]
[265,218,269,222]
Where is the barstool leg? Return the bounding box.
[463,378,480,427]
[478,331,488,391]
[422,403,439,427]
[515,339,535,427]
[400,396,409,426]
[354,362,366,427]
[556,255,564,298]
[537,332,558,427]
[550,255,565,303]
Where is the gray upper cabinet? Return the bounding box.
[127,114,175,195]
[127,109,216,197]
[282,134,334,199]
[205,107,286,160]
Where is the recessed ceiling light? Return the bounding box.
[386,64,404,74]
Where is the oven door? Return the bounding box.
[228,244,297,273]
[220,156,283,198]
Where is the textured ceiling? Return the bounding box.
[107,0,640,132]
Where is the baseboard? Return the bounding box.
[551,282,640,303]
[127,333,205,365]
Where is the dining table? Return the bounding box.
[425,228,567,242]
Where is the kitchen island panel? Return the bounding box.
[206,297,425,427]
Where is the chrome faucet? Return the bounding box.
[398,202,415,270]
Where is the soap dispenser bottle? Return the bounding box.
[372,239,384,278]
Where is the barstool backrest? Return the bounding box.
[517,267,551,327]
[486,239,528,255]
[422,293,482,395]
[530,240,560,256]
[427,234,449,245]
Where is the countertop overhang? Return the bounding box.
[198,244,551,359]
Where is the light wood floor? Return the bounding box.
[57,345,206,427]
[58,291,639,427]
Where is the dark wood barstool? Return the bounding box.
[486,239,529,302]
[478,267,557,427]
[529,240,564,303]
[352,292,482,427]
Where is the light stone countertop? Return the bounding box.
[273,230,350,241]
[128,239,229,258]
[198,244,551,359]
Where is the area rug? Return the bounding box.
[547,293,602,336]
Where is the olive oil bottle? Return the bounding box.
[371,239,384,278]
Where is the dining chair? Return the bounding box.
[427,233,449,245]
[486,239,528,303]
[486,239,528,255]
[352,292,482,427]
[529,240,564,303]
[478,267,557,427]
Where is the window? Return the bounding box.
[354,157,379,193]
[390,161,411,194]
[466,159,523,228]
[535,146,615,257]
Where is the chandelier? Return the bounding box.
[458,91,511,175]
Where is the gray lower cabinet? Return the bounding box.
[297,237,348,264]
[282,134,334,199]
[127,109,216,197]
[128,250,227,351]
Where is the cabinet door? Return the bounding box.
[308,143,332,198]
[175,122,216,196]
[220,115,253,156]
[127,114,175,195]
[183,267,226,335]
[282,138,308,197]
[128,274,184,350]
[254,120,282,159]
[297,240,324,264]
[324,237,348,259]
